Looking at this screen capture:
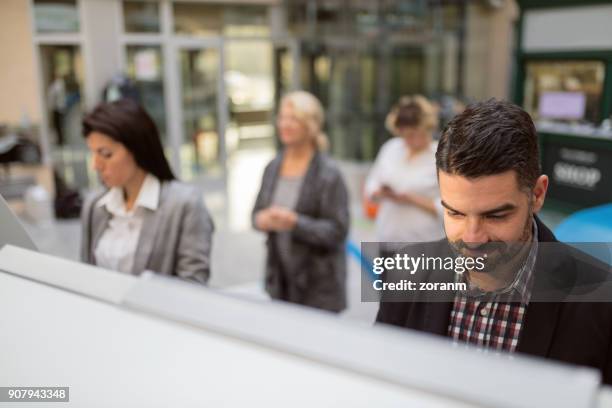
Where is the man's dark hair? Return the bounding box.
[435,99,540,190]
[82,98,175,181]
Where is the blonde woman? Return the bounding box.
[252,91,349,312]
[365,95,444,245]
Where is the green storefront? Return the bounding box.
[514,0,612,211]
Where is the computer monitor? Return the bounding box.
[0,193,37,251]
[538,91,586,120]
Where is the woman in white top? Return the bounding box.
[80,99,214,283]
[365,95,444,243]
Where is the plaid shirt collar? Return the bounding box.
[455,219,539,305]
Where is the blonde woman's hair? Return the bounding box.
[385,95,438,137]
[280,91,329,151]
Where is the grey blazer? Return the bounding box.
[81,180,214,284]
[252,152,350,312]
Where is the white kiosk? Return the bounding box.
[1,245,611,407]
[0,200,610,407]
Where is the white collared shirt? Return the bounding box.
[94,174,160,274]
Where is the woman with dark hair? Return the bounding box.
[80,99,214,283]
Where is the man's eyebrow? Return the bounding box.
[440,200,463,214]
[480,203,516,216]
[440,201,516,216]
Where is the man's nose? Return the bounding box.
[461,218,488,246]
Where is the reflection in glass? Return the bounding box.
[287,3,307,35]
[390,48,425,103]
[123,1,160,33]
[523,60,605,125]
[288,0,464,162]
[180,48,221,177]
[299,46,388,161]
[328,52,362,159]
[354,5,379,36]
[34,0,79,33]
[274,46,293,108]
[226,41,274,148]
[316,2,345,36]
[173,3,222,36]
[173,2,268,37]
[40,45,90,188]
[41,45,83,148]
[126,46,166,140]
[226,41,273,111]
[224,6,269,37]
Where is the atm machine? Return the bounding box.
[0,198,611,407]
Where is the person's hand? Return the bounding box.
[391,192,415,205]
[377,187,416,205]
[268,206,298,231]
[255,208,276,231]
[372,185,395,201]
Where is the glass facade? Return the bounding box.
[287,0,466,160]
[179,48,222,177]
[33,0,79,33]
[173,2,269,37]
[174,3,223,36]
[226,40,274,147]
[223,5,269,37]
[123,1,160,33]
[32,0,506,188]
[39,44,89,188]
[126,45,166,139]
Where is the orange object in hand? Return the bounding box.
[363,197,379,220]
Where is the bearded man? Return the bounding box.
[376,99,612,385]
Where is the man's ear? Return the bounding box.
[531,175,548,213]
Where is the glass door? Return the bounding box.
[299,41,382,161]
[225,39,275,152]
[39,44,88,188]
[175,42,227,181]
[126,45,167,141]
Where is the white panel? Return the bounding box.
[0,245,136,303]
[0,198,37,251]
[0,248,604,408]
[598,386,612,407]
[523,5,612,51]
[125,274,601,408]
[0,271,473,407]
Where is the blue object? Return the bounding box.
[346,240,376,281]
[554,204,612,265]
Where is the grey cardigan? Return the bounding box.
[252,152,350,312]
[81,180,214,284]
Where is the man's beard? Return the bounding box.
[448,210,534,276]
